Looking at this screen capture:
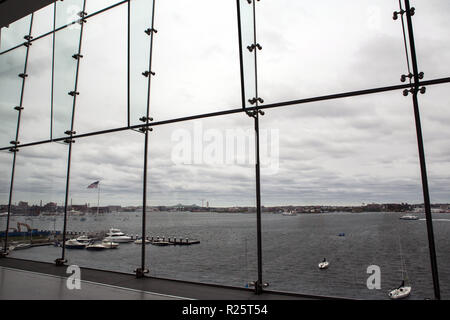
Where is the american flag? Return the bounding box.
[87,181,99,189]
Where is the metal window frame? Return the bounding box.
[0,0,446,300]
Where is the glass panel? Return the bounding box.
[7,143,68,263]
[31,4,55,39]
[260,91,434,299]
[412,0,450,82]
[151,0,241,121]
[0,151,12,249]
[0,15,31,53]
[86,0,125,14]
[20,36,53,144]
[146,114,257,288]
[75,4,127,135]
[239,0,256,108]
[52,23,82,139]
[129,0,153,126]
[55,0,85,30]
[0,47,26,148]
[65,131,143,273]
[418,83,450,299]
[258,0,405,104]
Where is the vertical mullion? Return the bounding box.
[50,2,56,140]
[251,0,263,295]
[404,0,440,300]
[59,0,87,265]
[2,14,34,254]
[127,0,131,127]
[138,0,157,277]
[236,0,246,109]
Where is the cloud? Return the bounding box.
[1,0,449,207]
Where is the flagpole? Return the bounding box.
[97,182,100,216]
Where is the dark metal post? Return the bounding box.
[404,0,440,300]
[2,14,34,256]
[127,0,130,127]
[254,112,263,295]
[137,0,156,278]
[57,0,87,265]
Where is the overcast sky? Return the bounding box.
[0,0,449,208]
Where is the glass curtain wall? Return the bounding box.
[0,0,449,300]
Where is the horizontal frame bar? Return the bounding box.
[1,76,449,151]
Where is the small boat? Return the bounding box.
[101,239,119,249]
[388,281,411,299]
[282,210,297,216]
[400,215,419,220]
[338,233,345,237]
[76,235,93,243]
[151,237,171,246]
[86,243,107,251]
[318,258,329,269]
[65,239,86,249]
[106,228,125,236]
[134,238,151,244]
[103,228,133,243]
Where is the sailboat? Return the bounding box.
[388,238,411,299]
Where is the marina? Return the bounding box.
[3,210,450,299]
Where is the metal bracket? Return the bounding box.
[247,0,261,4]
[68,91,80,96]
[393,7,415,20]
[18,73,28,79]
[135,268,149,278]
[142,71,155,77]
[139,116,153,122]
[72,53,84,60]
[401,72,423,82]
[24,35,33,41]
[78,11,88,18]
[55,258,67,266]
[63,138,75,144]
[403,87,426,96]
[247,43,262,52]
[9,147,19,153]
[10,141,20,146]
[144,28,158,35]
[77,18,87,25]
[64,130,76,135]
[14,106,24,111]
[23,42,32,48]
[246,109,265,118]
[248,97,264,105]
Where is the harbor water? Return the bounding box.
[4,211,450,300]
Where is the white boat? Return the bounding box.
[318,259,329,269]
[103,228,133,243]
[400,215,419,220]
[65,239,86,249]
[388,285,412,299]
[76,235,93,243]
[282,210,297,216]
[101,239,119,249]
[134,238,151,244]
[86,243,107,251]
[106,228,125,236]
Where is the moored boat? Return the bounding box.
[65,239,86,249]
